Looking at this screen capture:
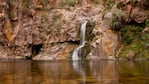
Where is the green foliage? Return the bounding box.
[120,25,144,45]
[110,9,125,31]
[86,21,96,42]
[124,32,133,45]
[145,19,149,27]
[119,24,149,59]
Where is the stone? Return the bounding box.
[142,27,149,33]
[126,50,135,60]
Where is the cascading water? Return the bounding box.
[72,21,88,60]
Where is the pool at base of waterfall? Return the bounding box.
[0,60,149,84]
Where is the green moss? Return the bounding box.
[86,21,96,42]
[145,19,149,27]
[124,32,133,45]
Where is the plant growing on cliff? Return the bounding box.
[110,9,125,31]
[145,19,149,27]
[86,21,95,42]
[119,23,149,59]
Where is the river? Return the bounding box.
[0,60,149,84]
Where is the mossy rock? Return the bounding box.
[86,21,95,42]
[78,42,91,60]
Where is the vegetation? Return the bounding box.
[86,21,96,42]
[119,23,149,59]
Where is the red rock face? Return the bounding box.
[0,0,103,59]
[116,0,149,23]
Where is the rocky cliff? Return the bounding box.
[0,0,148,60]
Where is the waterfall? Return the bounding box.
[72,21,88,60]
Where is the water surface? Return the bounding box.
[0,60,149,84]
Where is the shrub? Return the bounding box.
[145,19,149,27]
[110,9,125,31]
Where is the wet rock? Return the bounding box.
[126,50,135,60]
[33,43,77,60]
[90,8,121,59]
[142,27,149,33]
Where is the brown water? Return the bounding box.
[0,60,149,84]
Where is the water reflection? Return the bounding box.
[0,60,31,84]
[0,60,149,84]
